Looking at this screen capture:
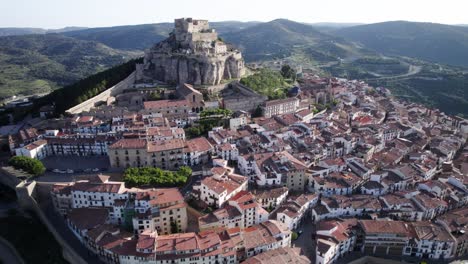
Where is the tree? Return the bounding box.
[8,156,46,176]
[267,204,274,212]
[252,105,263,118]
[291,231,298,240]
[170,221,179,233]
[33,58,142,115]
[148,92,162,101]
[280,64,296,81]
[123,166,192,188]
[240,68,288,99]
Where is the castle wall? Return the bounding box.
[140,18,245,86]
[222,82,267,112]
[66,71,136,115]
[15,181,89,264]
[191,32,217,42]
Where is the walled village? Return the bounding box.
[4,18,468,264]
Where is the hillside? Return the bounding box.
[63,21,260,51]
[334,21,468,67]
[63,23,173,51]
[0,34,138,99]
[0,27,87,36]
[223,19,371,62]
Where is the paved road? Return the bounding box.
[364,65,422,81]
[0,237,24,264]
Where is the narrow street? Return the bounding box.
[292,216,316,263]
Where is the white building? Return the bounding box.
[404,222,455,260]
[199,191,269,231]
[276,193,318,230]
[262,97,299,118]
[192,166,248,208]
[315,219,357,264]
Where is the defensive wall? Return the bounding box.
[66,71,136,115]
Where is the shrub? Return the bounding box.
[291,231,298,240]
[240,68,288,99]
[8,156,46,176]
[123,166,192,188]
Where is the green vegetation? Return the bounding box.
[224,19,371,62]
[251,105,263,118]
[280,64,297,81]
[351,57,409,75]
[8,156,46,176]
[62,21,259,51]
[334,21,468,67]
[240,68,289,99]
[0,213,68,264]
[185,118,225,138]
[123,166,192,188]
[35,58,142,114]
[200,108,232,118]
[186,109,231,138]
[368,65,468,117]
[170,221,180,233]
[291,231,299,240]
[0,34,138,99]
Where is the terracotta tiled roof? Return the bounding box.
[147,139,184,152]
[109,138,146,149]
[186,137,213,153]
[68,207,109,230]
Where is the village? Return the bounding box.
[4,18,468,264]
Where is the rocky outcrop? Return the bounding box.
[136,18,245,86]
[145,54,243,85]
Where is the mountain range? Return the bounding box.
[1,19,468,116]
[334,21,468,67]
[0,27,88,37]
[0,34,137,98]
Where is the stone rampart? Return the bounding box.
[15,181,88,264]
[66,71,136,115]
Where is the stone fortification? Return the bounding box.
[136,18,245,86]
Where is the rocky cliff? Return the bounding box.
[144,52,244,85]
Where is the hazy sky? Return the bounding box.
[2,0,467,28]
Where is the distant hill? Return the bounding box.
[334,21,468,67]
[0,34,138,99]
[309,22,365,32]
[223,19,370,62]
[63,23,173,51]
[0,28,47,36]
[62,21,260,51]
[0,27,88,36]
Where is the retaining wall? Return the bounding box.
[0,167,23,189]
[66,71,136,115]
[15,181,88,264]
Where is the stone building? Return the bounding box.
[262,97,300,118]
[221,82,267,112]
[108,137,213,170]
[136,18,245,85]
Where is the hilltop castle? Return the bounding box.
[136,18,245,86]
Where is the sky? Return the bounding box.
[1,0,467,29]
